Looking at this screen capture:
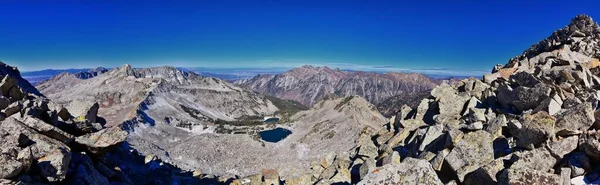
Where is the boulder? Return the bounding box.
[560,168,571,185]
[508,112,555,149]
[380,151,400,166]
[533,94,563,115]
[285,174,312,185]
[74,126,127,154]
[429,148,450,171]
[0,96,10,110]
[0,117,72,182]
[37,148,72,182]
[512,84,552,112]
[432,83,470,116]
[484,115,506,138]
[57,107,72,121]
[12,115,74,143]
[580,136,600,161]
[498,169,562,185]
[445,130,494,182]
[463,157,505,185]
[67,101,100,123]
[554,102,595,136]
[0,148,26,179]
[417,124,444,152]
[0,75,25,101]
[261,169,280,185]
[357,158,442,185]
[358,158,376,180]
[357,133,378,159]
[3,101,22,117]
[510,148,557,172]
[546,136,579,159]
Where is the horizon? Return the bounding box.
[3,0,600,76]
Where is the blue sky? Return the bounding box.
[1,0,598,76]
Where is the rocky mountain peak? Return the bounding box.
[113,64,136,77]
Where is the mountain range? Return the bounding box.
[1,14,600,185]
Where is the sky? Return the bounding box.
[1,0,599,76]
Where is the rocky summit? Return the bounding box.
[4,14,600,185]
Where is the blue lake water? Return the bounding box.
[259,128,292,143]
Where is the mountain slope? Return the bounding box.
[127,95,385,178]
[37,65,280,127]
[235,65,438,115]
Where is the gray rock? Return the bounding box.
[3,101,22,117]
[430,149,450,171]
[463,158,505,185]
[417,124,444,152]
[0,148,25,179]
[555,102,595,136]
[357,133,378,159]
[0,75,25,101]
[484,114,506,138]
[12,115,74,143]
[464,108,486,123]
[510,148,557,172]
[498,169,563,185]
[512,84,552,112]
[460,121,484,131]
[0,117,72,182]
[0,96,10,110]
[358,158,443,185]
[432,83,471,116]
[380,151,401,166]
[75,126,127,154]
[508,112,555,149]
[445,130,494,182]
[580,136,600,161]
[461,97,481,116]
[358,158,375,180]
[533,94,563,115]
[546,136,579,159]
[560,168,571,185]
[67,101,100,123]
